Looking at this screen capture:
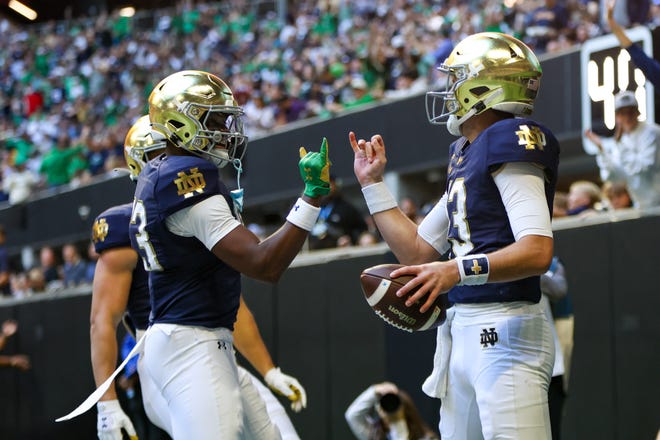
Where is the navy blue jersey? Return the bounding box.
[445,118,559,304]
[92,203,150,330]
[129,154,241,329]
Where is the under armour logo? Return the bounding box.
[218,341,228,350]
[480,328,498,348]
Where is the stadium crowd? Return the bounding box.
[0,0,656,205]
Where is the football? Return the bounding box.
[360,263,450,332]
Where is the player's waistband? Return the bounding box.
[452,301,543,323]
[147,322,234,342]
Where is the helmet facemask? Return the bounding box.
[168,101,247,169]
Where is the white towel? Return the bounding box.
[422,307,454,398]
[56,330,147,422]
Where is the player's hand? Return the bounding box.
[96,400,138,440]
[298,137,331,198]
[264,367,308,412]
[349,131,387,187]
[391,261,458,313]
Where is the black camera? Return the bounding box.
[379,392,402,413]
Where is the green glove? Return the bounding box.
[298,137,331,198]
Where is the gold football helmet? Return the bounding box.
[426,32,542,134]
[148,70,247,168]
[124,115,167,180]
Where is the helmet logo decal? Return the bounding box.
[174,167,207,198]
[515,125,546,151]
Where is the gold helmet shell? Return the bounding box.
[426,32,542,127]
[148,70,247,168]
[124,115,166,180]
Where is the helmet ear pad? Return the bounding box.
[454,79,538,119]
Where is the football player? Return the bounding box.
[130,70,330,438]
[350,33,559,439]
[91,115,307,440]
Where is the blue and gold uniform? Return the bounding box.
[446,118,559,304]
[92,203,150,330]
[129,154,241,329]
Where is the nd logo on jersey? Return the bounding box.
[516,125,546,151]
[92,218,109,243]
[174,167,206,198]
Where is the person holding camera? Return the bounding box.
[345,382,439,440]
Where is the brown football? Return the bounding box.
[360,263,450,332]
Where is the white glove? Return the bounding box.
[96,399,138,440]
[264,367,308,412]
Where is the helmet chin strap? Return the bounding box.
[230,158,244,223]
[447,88,505,136]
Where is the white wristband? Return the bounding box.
[456,254,490,285]
[362,182,397,214]
[286,198,321,231]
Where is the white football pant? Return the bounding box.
[440,301,554,440]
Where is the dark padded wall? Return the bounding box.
[609,217,660,440]
[554,224,615,440]
[554,217,660,440]
[0,294,96,440]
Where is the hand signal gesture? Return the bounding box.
[299,137,331,198]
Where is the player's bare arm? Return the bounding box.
[213,139,331,283]
[350,131,440,263]
[89,247,137,400]
[233,296,276,377]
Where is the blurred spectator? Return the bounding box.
[399,197,422,224]
[0,319,31,371]
[345,381,439,440]
[337,234,353,248]
[0,225,10,296]
[584,91,660,209]
[10,272,32,298]
[3,155,40,205]
[606,0,659,87]
[85,241,99,284]
[27,267,46,293]
[330,76,381,112]
[601,181,634,210]
[39,134,87,188]
[61,242,88,287]
[552,191,569,218]
[566,180,602,217]
[524,0,569,53]
[357,231,380,247]
[38,246,62,290]
[309,176,368,250]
